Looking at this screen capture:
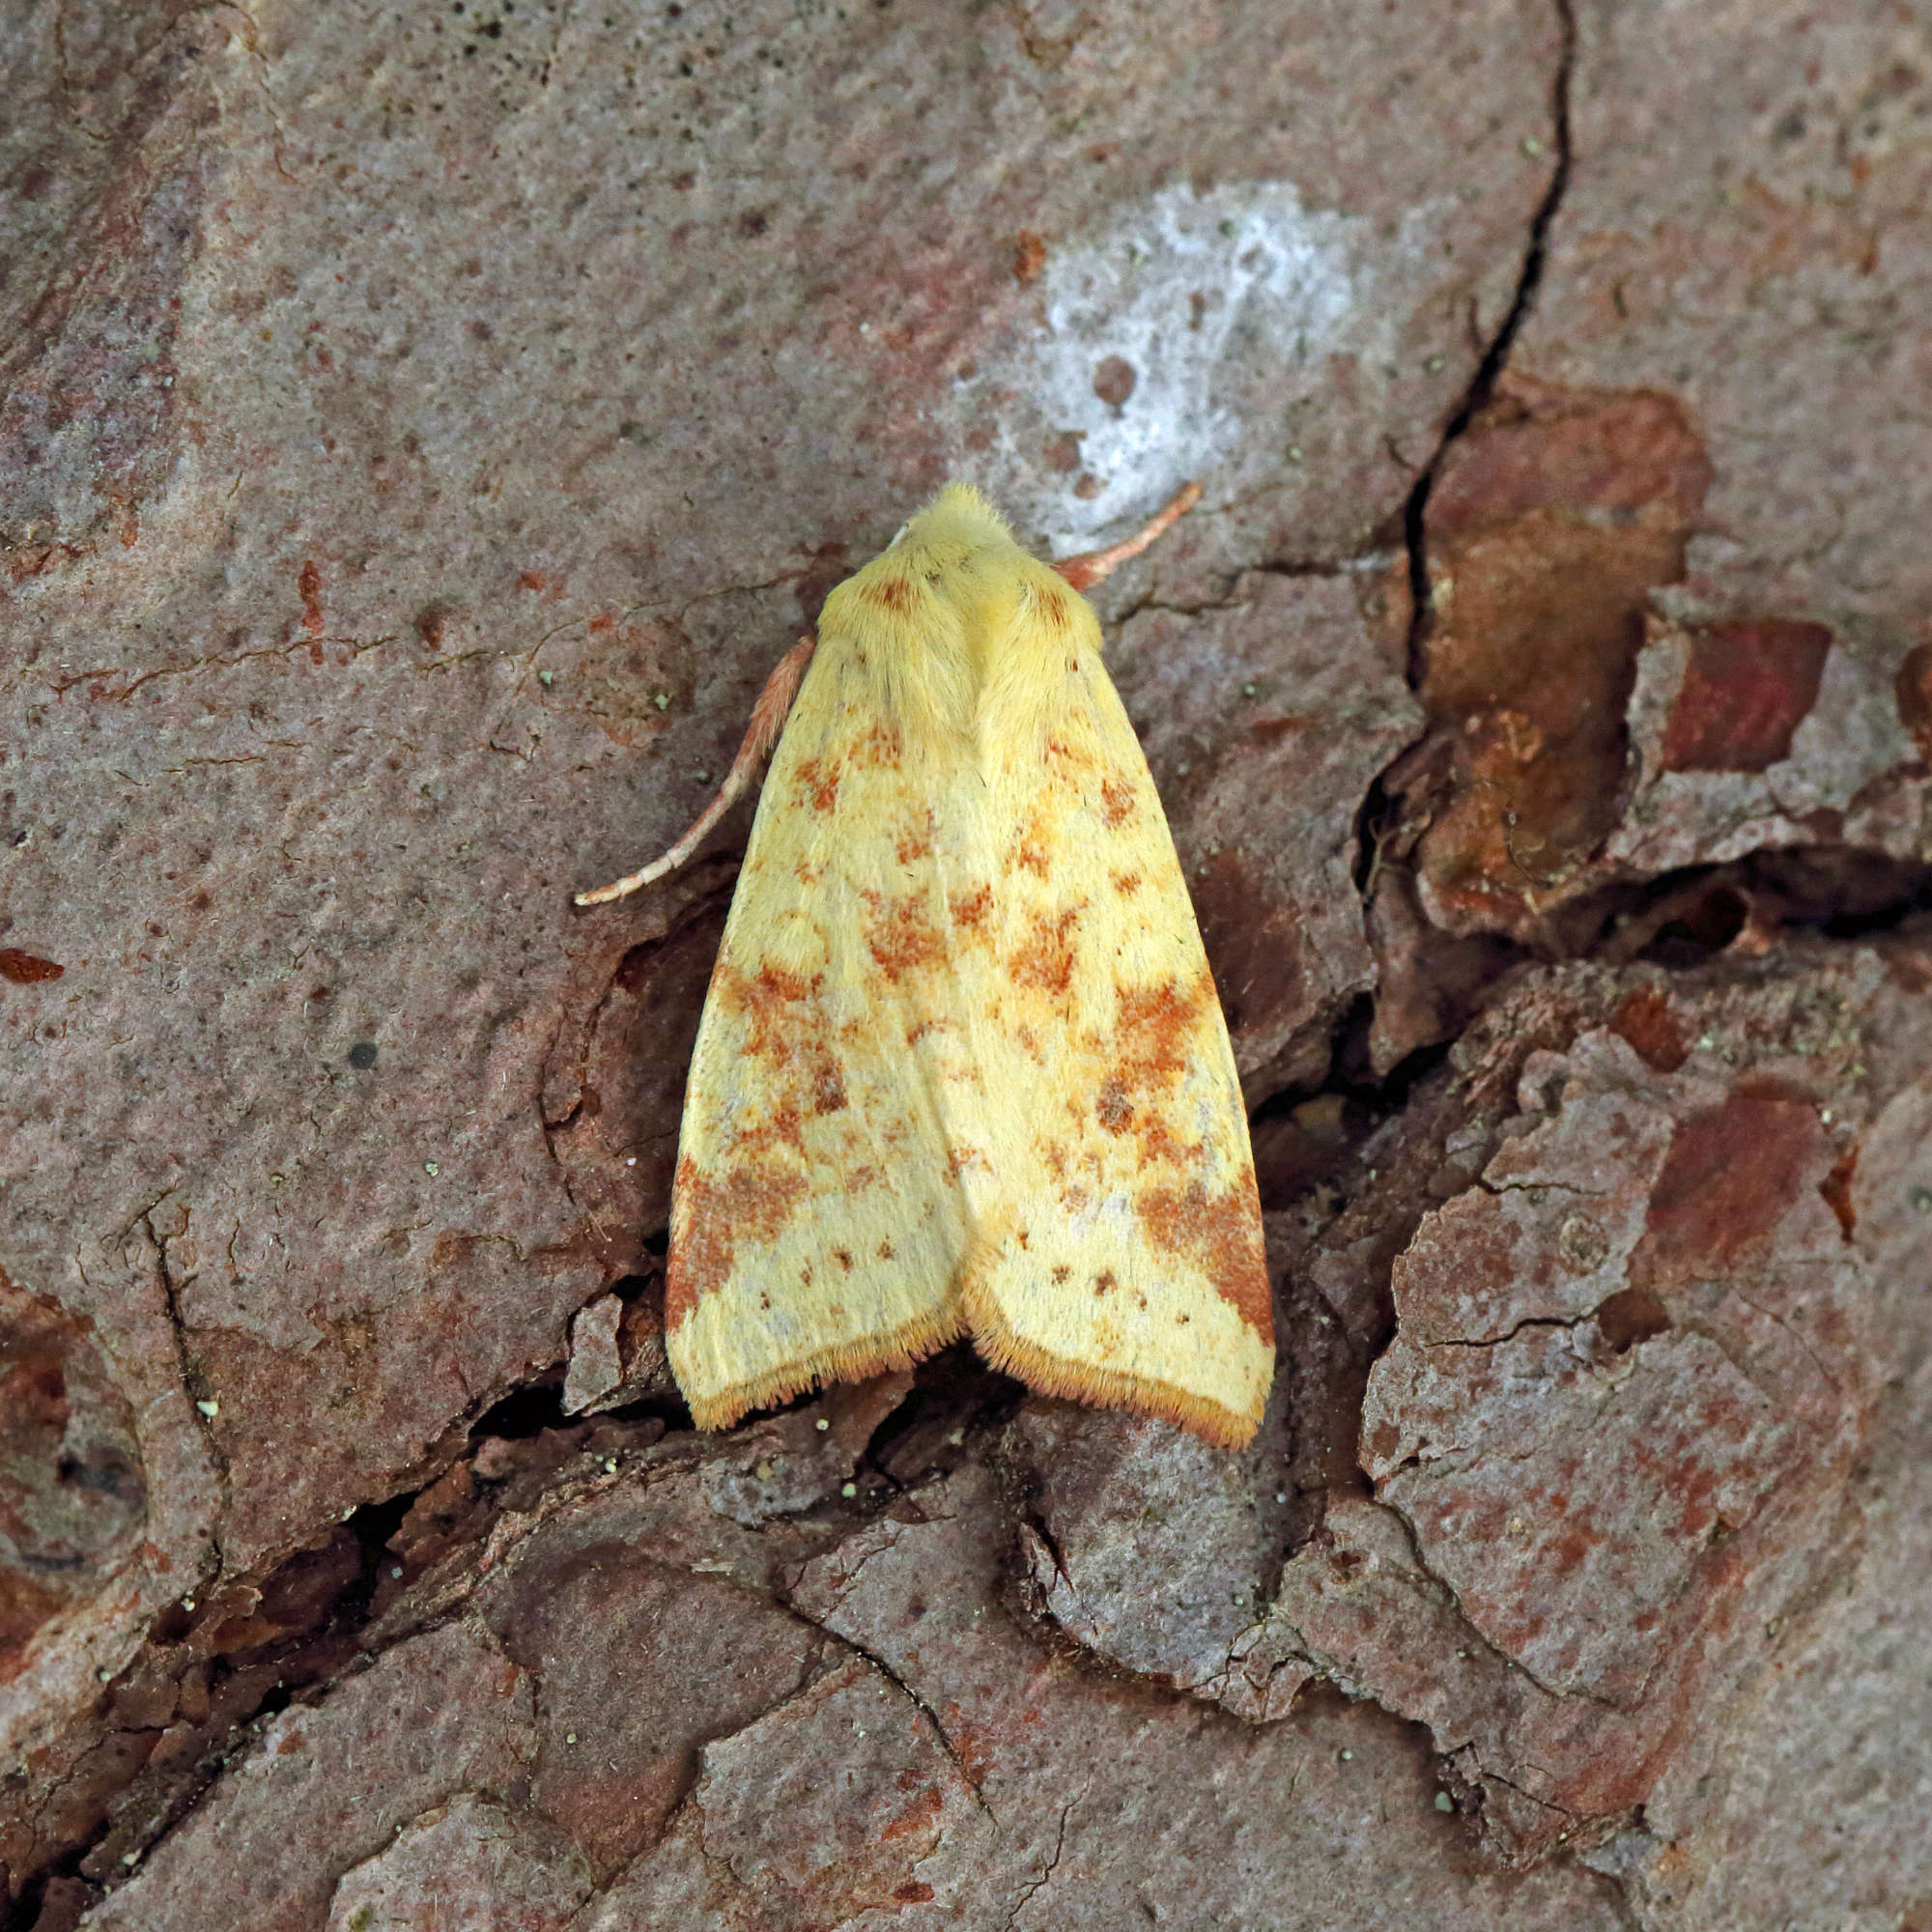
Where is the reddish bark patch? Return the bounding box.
[298,558,325,638]
[1407,375,1715,932]
[1819,1147,1858,1239]
[1609,985,1689,1072]
[865,894,946,982]
[1895,641,1932,760]
[0,950,64,984]
[1012,230,1047,284]
[1135,1181,1271,1338]
[1595,1285,1671,1351]
[1659,620,1832,772]
[1098,777,1136,828]
[1638,1081,1823,1287]
[0,1275,147,1683]
[1009,907,1080,995]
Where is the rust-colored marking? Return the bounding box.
[864,892,946,981]
[0,951,64,984]
[1095,1077,1133,1133]
[812,1065,847,1114]
[716,961,821,1065]
[895,818,933,865]
[1660,620,1833,773]
[834,1248,854,1272]
[1009,907,1080,996]
[1114,975,1208,1087]
[736,1101,805,1156]
[793,757,840,811]
[1610,985,1689,1073]
[1013,230,1047,285]
[866,576,916,614]
[667,1155,809,1329]
[877,1238,895,1261]
[1111,870,1142,897]
[1098,777,1136,828]
[1015,836,1051,878]
[1094,1269,1118,1297]
[856,721,903,767]
[1136,1180,1271,1336]
[953,883,993,929]
[1036,585,1071,633]
[1051,1264,1071,1284]
[1131,1113,1189,1172]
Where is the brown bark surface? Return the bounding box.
[3,1,1928,1925]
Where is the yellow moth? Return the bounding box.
[579,483,1274,1447]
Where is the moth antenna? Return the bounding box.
[574,634,818,905]
[1052,481,1202,591]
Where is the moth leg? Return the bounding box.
[574,634,818,905]
[1053,481,1202,591]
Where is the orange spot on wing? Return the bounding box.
[866,576,917,613]
[895,818,934,864]
[1009,907,1080,996]
[1098,778,1136,827]
[1111,871,1142,896]
[953,883,993,929]
[668,1154,810,1331]
[1095,1077,1134,1133]
[864,892,947,981]
[1136,1180,1271,1339]
[793,758,840,811]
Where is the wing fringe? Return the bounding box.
[680,1303,968,1431]
[961,1283,1261,1450]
